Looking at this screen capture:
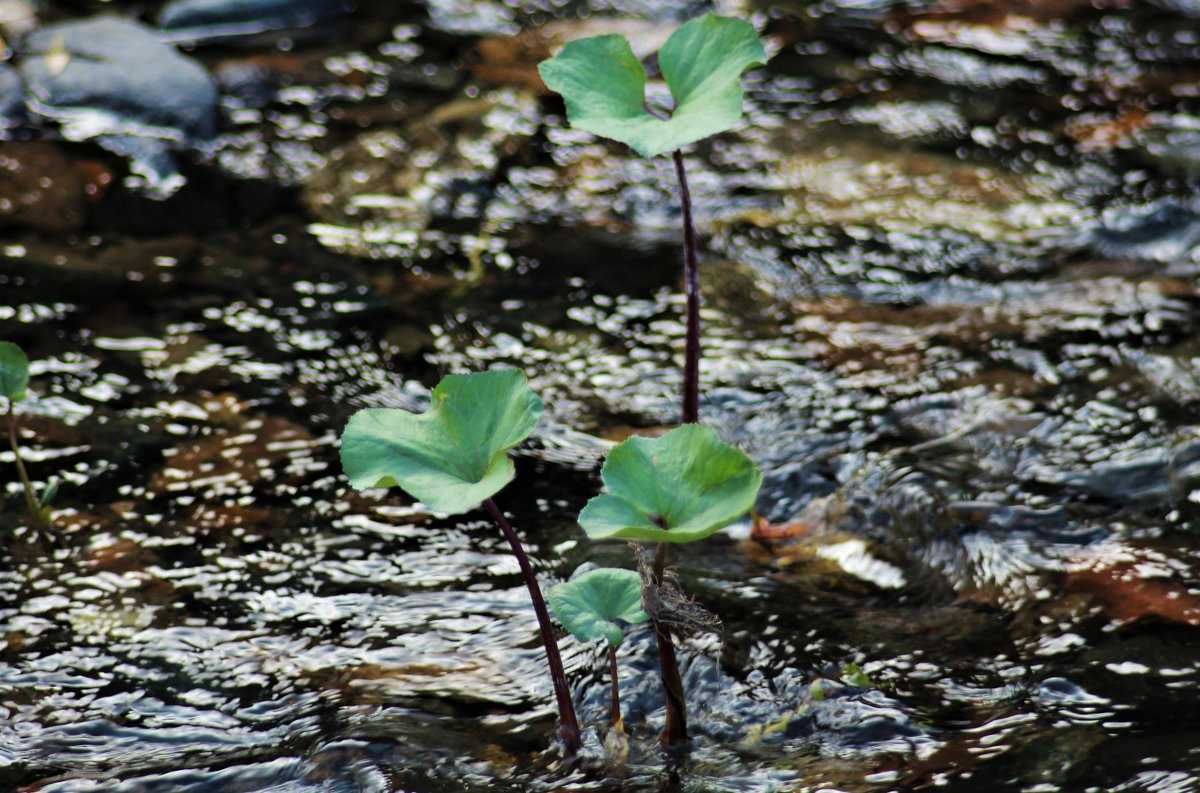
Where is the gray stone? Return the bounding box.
[0,63,24,126]
[20,16,217,142]
[1090,201,1200,264]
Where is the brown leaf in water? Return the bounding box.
[149,415,315,496]
[750,513,812,542]
[84,538,149,574]
[1065,561,1200,627]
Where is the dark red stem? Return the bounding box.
[609,643,621,727]
[651,540,688,745]
[673,149,701,426]
[649,148,699,749]
[484,497,582,754]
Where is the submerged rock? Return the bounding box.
[159,0,347,45]
[21,17,216,141]
[0,0,36,39]
[1089,201,1200,264]
[725,131,1079,252]
[213,62,281,108]
[0,63,24,126]
[19,16,218,198]
[1135,118,1200,177]
[303,88,541,257]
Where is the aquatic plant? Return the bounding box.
[540,14,766,745]
[548,567,649,730]
[0,342,53,532]
[578,424,762,743]
[538,13,765,424]
[340,369,582,752]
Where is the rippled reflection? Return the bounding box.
[3,0,1200,790]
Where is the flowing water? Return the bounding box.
[3,0,1200,790]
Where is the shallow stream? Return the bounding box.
[3,0,1200,790]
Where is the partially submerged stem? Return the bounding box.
[651,540,688,746]
[645,149,699,750]
[673,149,701,427]
[621,151,700,748]
[6,402,46,531]
[609,644,622,728]
[484,497,582,754]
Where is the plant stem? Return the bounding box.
[609,644,622,728]
[484,497,582,754]
[641,149,699,750]
[651,540,688,746]
[672,149,701,426]
[5,402,45,531]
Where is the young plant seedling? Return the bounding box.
[339,369,582,753]
[578,424,762,745]
[539,13,767,424]
[548,567,650,732]
[0,342,53,532]
[541,15,766,745]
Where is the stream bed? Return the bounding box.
[3,0,1200,790]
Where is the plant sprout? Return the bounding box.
[539,13,766,424]
[0,342,52,532]
[541,14,766,745]
[548,567,649,730]
[340,369,582,753]
[578,424,762,744]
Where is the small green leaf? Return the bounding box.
[538,14,766,158]
[578,424,762,543]
[0,342,30,402]
[340,369,541,514]
[841,662,874,689]
[40,476,60,508]
[548,568,650,646]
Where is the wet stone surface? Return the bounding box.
[18,17,218,196]
[4,0,1200,791]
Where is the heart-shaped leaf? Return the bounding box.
[578,424,762,543]
[0,342,30,402]
[538,13,766,158]
[548,567,650,647]
[340,369,541,514]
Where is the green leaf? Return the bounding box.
[538,14,766,158]
[39,476,59,508]
[0,342,30,402]
[548,567,649,646]
[841,662,874,689]
[340,369,542,514]
[578,424,762,543]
